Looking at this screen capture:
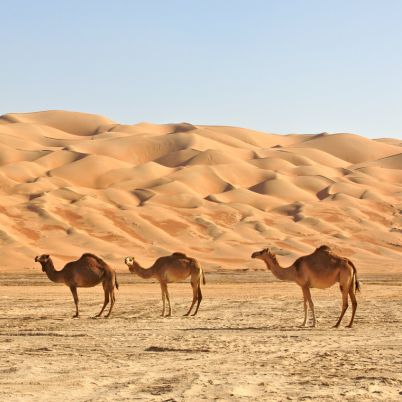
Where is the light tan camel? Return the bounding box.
[124,252,205,317]
[34,253,118,318]
[251,245,360,328]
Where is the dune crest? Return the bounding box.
[0,110,401,275]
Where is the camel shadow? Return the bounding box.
[180,325,318,332]
[144,346,210,353]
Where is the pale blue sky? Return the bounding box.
[1,0,401,138]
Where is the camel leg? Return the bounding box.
[184,282,198,316]
[96,283,110,318]
[305,288,316,327]
[334,285,349,328]
[300,287,308,327]
[164,284,172,317]
[105,288,115,318]
[191,285,203,316]
[70,286,79,318]
[346,286,357,328]
[160,282,166,317]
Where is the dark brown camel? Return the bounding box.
[34,253,118,318]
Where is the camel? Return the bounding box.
[251,245,360,328]
[124,252,205,317]
[34,253,118,318]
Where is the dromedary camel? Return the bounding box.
[251,245,360,328]
[124,252,205,317]
[34,253,119,318]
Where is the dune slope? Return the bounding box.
[0,110,401,275]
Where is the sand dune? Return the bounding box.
[0,110,400,277]
[1,110,402,401]
[0,110,115,136]
[295,133,401,163]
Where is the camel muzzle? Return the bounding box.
[35,256,39,262]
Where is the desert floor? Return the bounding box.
[0,274,401,401]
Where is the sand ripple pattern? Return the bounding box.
[0,282,401,401]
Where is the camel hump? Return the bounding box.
[172,252,187,258]
[316,245,331,253]
[81,252,104,262]
[80,253,108,269]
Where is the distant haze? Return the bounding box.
[1,1,402,139]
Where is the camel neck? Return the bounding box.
[265,259,296,282]
[43,259,64,284]
[132,262,155,279]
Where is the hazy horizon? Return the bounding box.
[2,108,401,140]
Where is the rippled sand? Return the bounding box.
[1,277,401,401]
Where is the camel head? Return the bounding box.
[124,257,136,273]
[251,248,278,269]
[35,254,50,271]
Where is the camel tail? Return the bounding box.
[191,259,206,285]
[197,261,206,285]
[115,272,119,290]
[348,259,361,293]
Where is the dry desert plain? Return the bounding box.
[0,111,401,401]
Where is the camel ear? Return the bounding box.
[44,254,50,259]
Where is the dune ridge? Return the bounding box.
[0,110,401,275]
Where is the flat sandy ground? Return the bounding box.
[0,275,401,401]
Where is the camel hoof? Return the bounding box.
[183,313,190,317]
[72,315,79,319]
[346,324,353,328]
[191,312,198,317]
[333,324,340,328]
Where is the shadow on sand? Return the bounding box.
[179,325,331,332]
[145,346,210,353]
